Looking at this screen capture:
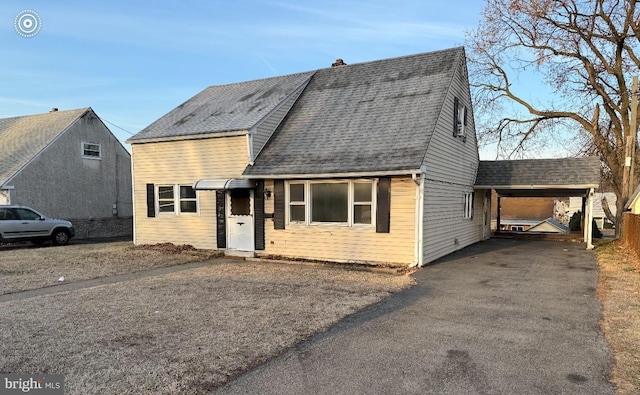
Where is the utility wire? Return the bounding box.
[102,118,135,136]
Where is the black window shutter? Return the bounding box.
[274,180,285,230]
[215,190,226,248]
[146,184,155,217]
[376,178,391,233]
[453,97,459,137]
[254,181,265,250]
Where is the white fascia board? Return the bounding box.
[127,130,248,144]
[475,184,599,190]
[243,169,422,179]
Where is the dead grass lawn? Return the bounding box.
[0,256,413,394]
[0,242,222,295]
[596,240,640,394]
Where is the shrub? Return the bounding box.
[569,211,582,231]
[592,219,603,239]
[568,211,603,238]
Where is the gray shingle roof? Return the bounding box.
[0,108,89,186]
[475,157,601,188]
[128,71,316,142]
[244,47,465,176]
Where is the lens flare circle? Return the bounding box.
[14,10,41,37]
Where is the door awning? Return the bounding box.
[193,179,255,190]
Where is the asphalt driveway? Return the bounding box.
[216,239,614,394]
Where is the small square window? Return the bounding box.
[82,142,101,159]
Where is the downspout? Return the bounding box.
[130,147,137,245]
[410,165,427,267]
[586,188,594,250]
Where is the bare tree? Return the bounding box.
[467,0,640,237]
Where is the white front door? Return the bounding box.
[227,189,254,252]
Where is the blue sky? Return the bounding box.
[2,1,489,153]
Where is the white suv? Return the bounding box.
[0,205,75,246]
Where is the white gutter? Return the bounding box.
[475,184,599,190]
[586,188,594,249]
[130,148,137,245]
[410,165,426,267]
[246,134,254,165]
[245,169,422,180]
[127,130,248,145]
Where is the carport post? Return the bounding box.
[586,188,594,249]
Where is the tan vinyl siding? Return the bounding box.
[631,197,640,214]
[261,177,416,265]
[422,57,484,264]
[131,136,248,249]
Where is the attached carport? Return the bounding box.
[475,157,601,249]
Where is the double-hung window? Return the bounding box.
[158,186,176,213]
[288,183,306,223]
[287,180,375,226]
[179,186,197,213]
[157,185,198,215]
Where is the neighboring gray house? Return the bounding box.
[0,107,132,239]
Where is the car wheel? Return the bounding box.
[51,229,70,246]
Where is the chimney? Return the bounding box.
[50,108,58,112]
[331,59,347,67]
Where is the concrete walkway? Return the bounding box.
[215,239,614,394]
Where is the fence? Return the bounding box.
[622,212,640,256]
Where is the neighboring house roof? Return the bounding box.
[527,217,570,233]
[568,192,616,218]
[244,47,465,176]
[498,220,542,227]
[0,108,89,187]
[128,71,316,142]
[626,184,640,210]
[475,157,601,196]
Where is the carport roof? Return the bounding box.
[475,157,600,197]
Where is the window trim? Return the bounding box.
[287,182,306,224]
[81,141,102,160]
[285,179,376,227]
[453,97,468,140]
[179,185,198,214]
[463,192,474,219]
[156,184,199,216]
